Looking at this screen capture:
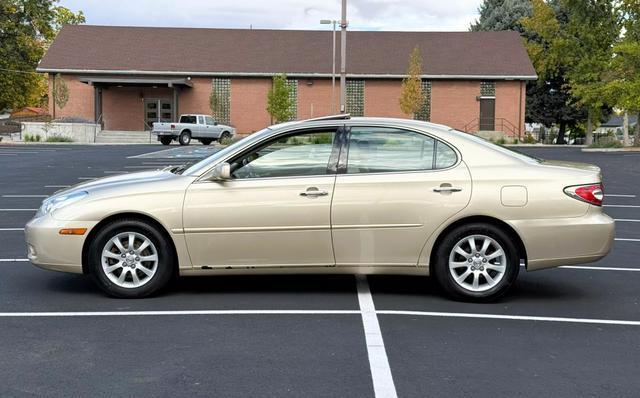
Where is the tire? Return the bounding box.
[160,137,172,145]
[87,219,175,298]
[178,131,191,146]
[220,131,231,141]
[433,223,519,302]
[200,138,213,145]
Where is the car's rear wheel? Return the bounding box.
[160,137,172,145]
[433,223,519,302]
[200,138,212,145]
[178,131,191,146]
[88,219,175,298]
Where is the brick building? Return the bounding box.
[38,25,536,136]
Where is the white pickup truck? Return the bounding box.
[152,114,235,146]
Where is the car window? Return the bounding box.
[231,130,336,179]
[435,140,457,169]
[205,116,215,126]
[346,127,428,173]
[197,116,205,125]
[180,115,196,124]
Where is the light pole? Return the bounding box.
[320,19,337,113]
[339,0,347,113]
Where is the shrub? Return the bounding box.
[589,137,623,148]
[523,133,537,144]
[45,135,73,142]
[23,134,42,142]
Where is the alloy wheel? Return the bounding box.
[448,234,507,292]
[101,231,159,288]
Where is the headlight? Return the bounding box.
[36,191,88,218]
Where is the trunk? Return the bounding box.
[623,111,630,147]
[585,110,593,146]
[557,121,566,145]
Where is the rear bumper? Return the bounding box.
[510,207,615,271]
[152,131,175,137]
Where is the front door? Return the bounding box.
[182,128,340,268]
[479,98,495,131]
[144,99,172,130]
[331,126,472,267]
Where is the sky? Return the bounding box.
[57,0,483,31]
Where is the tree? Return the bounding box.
[0,0,84,111]
[470,0,533,33]
[521,0,587,144]
[266,74,294,124]
[399,46,424,117]
[602,0,640,147]
[561,0,619,145]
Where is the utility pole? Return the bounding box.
[320,19,337,113]
[339,0,347,113]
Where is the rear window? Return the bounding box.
[451,130,541,163]
[180,115,196,124]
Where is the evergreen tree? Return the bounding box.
[470,0,533,33]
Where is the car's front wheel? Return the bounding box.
[88,219,175,298]
[433,223,519,302]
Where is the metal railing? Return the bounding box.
[463,118,521,139]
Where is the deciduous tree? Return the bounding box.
[399,46,424,117]
[267,74,294,124]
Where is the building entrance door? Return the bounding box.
[144,99,172,130]
[479,98,495,131]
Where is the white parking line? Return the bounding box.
[0,308,638,328]
[77,177,97,180]
[615,238,640,242]
[615,219,640,222]
[605,205,640,208]
[124,166,162,169]
[0,228,24,231]
[377,310,640,326]
[0,209,37,211]
[103,171,128,174]
[0,259,29,262]
[607,194,637,198]
[559,266,640,272]
[356,275,398,398]
[45,185,71,188]
[0,153,17,156]
[1,195,48,198]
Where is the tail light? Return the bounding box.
[564,183,604,206]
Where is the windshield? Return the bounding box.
[450,130,541,163]
[182,128,273,176]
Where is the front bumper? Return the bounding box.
[25,215,98,274]
[511,207,615,271]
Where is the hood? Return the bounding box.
[56,170,180,196]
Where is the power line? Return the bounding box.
[0,67,43,75]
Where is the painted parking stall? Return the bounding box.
[1,144,639,397]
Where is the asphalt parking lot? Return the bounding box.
[0,144,638,397]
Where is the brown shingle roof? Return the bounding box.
[38,25,536,79]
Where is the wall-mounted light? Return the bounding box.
[306,80,314,86]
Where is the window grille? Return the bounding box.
[346,80,365,116]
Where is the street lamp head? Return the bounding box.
[320,19,332,24]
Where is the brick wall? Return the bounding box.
[230,78,271,134]
[102,86,171,131]
[179,78,212,115]
[495,80,525,137]
[430,80,480,131]
[364,79,406,118]
[48,74,94,121]
[297,79,334,119]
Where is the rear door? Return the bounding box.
[330,126,472,267]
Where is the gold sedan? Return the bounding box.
[25,116,614,301]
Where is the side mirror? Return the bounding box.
[209,162,231,181]
[214,121,219,126]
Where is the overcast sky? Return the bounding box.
[58,0,483,31]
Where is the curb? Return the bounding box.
[581,147,640,152]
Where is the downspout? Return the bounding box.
[518,80,523,140]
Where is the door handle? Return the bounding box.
[433,186,462,193]
[300,187,328,197]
